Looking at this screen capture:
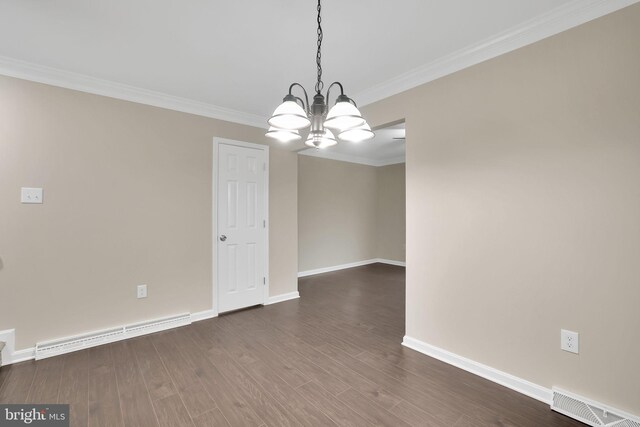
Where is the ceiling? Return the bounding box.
[3,0,610,122]
[299,122,405,166]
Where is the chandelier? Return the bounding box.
[266,0,374,148]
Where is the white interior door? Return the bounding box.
[217,142,267,313]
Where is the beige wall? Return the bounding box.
[362,4,640,414]
[298,155,378,272]
[376,163,406,262]
[268,147,299,296]
[0,76,298,349]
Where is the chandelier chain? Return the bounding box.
[266,0,374,146]
[315,0,323,94]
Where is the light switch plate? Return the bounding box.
[21,187,43,204]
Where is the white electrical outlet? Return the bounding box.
[21,187,43,204]
[137,284,147,299]
[561,329,579,354]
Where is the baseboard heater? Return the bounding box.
[552,388,640,427]
[35,313,191,360]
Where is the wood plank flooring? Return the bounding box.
[0,264,583,426]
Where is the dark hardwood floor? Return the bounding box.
[0,263,583,426]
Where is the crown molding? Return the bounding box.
[298,148,404,167]
[0,55,266,129]
[2,0,636,126]
[355,0,640,107]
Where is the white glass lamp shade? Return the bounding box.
[323,101,365,131]
[338,122,374,143]
[265,126,301,143]
[268,101,311,130]
[305,129,337,149]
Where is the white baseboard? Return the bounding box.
[191,309,218,322]
[298,258,406,278]
[402,335,552,404]
[1,330,34,365]
[377,258,406,267]
[10,347,36,365]
[265,291,300,305]
[0,329,17,366]
[1,309,219,366]
[298,259,378,277]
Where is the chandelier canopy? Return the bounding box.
[266,0,374,148]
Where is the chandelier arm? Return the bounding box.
[288,83,310,113]
[294,96,306,111]
[325,82,345,107]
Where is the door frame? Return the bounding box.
[212,137,270,315]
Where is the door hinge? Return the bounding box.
[263,163,266,171]
[263,219,266,228]
[263,277,266,285]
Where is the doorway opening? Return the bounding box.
[296,120,406,275]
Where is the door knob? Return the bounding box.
[219,235,227,242]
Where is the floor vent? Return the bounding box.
[552,388,640,427]
[35,313,191,360]
[125,313,191,338]
[35,327,124,360]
